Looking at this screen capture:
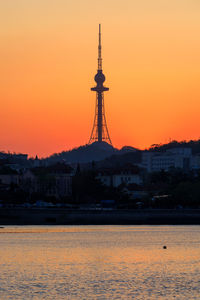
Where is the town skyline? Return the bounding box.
[1,0,200,157]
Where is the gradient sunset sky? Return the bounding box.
[1,0,200,157]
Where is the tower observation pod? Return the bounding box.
[88,24,112,145]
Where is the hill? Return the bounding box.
[149,139,200,154]
[45,142,138,164]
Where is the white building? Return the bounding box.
[166,147,192,157]
[142,148,192,172]
[97,167,143,187]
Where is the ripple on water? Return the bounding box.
[0,225,200,299]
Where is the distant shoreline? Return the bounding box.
[0,208,200,225]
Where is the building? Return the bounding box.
[191,154,200,170]
[97,166,143,187]
[21,163,74,198]
[0,174,20,185]
[0,165,20,185]
[141,148,192,172]
[166,147,192,157]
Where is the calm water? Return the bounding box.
[0,226,200,299]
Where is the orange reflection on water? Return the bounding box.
[0,226,200,299]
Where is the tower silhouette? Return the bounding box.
[88,24,112,145]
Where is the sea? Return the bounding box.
[0,225,200,299]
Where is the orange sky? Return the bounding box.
[1,0,200,157]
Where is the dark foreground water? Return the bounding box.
[0,226,200,299]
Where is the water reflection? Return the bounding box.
[0,226,200,299]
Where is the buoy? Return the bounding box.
[163,245,167,249]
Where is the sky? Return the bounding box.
[1,0,200,157]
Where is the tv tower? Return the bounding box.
[88,24,112,145]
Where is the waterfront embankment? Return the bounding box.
[0,208,200,225]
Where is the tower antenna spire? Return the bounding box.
[98,24,102,71]
[88,24,112,146]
